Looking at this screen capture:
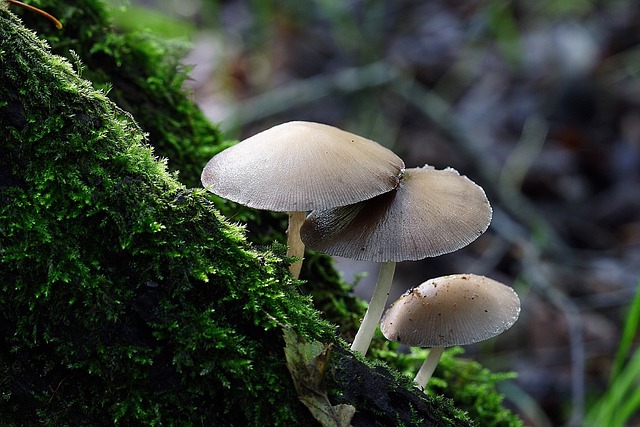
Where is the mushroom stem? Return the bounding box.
[350,261,397,356]
[6,0,63,29]
[286,210,307,279]
[414,347,444,389]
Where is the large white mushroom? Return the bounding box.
[380,274,521,388]
[301,166,492,355]
[201,121,404,278]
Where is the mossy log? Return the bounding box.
[0,6,482,426]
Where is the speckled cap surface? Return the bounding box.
[380,274,520,347]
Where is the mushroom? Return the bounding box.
[380,274,521,388]
[301,165,492,355]
[201,121,404,278]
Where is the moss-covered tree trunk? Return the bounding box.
[0,3,513,426]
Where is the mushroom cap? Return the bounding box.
[300,165,492,262]
[201,121,404,212]
[380,274,520,347]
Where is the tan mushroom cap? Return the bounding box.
[201,121,404,212]
[380,274,520,347]
[300,166,492,262]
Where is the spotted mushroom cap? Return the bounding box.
[300,165,492,262]
[380,274,520,347]
[201,121,404,212]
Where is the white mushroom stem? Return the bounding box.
[286,211,307,279]
[350,261,397,356]
[414,347,445,389]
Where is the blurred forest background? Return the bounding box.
[105,0,640,425]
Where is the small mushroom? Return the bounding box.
[380,274,521,388]
[301,165,492,355]
[201,121,404,278]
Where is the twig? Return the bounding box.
[47,375,70,405]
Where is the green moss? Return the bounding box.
[373,344,524,427]
[16,0,219,189]
[299,250,368,337]
[0,10,331,424]
[435,348,523,427]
